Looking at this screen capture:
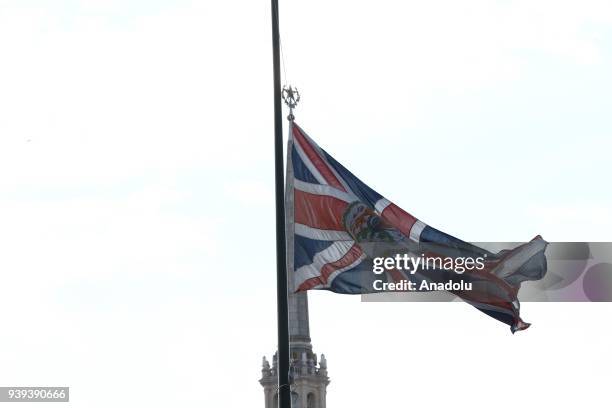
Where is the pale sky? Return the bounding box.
[0,1,611,407]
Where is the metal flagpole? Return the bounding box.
[270,0,291,407]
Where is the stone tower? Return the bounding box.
[260,291,329,408]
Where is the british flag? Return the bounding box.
[287,122,548,332]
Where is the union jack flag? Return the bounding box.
[287,122,548,332]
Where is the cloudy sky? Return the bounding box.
[0,1,611,407]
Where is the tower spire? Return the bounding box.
[260,292,330,408]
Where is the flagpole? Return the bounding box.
[270,0,291,407]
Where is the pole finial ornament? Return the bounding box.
[282,85,300,121]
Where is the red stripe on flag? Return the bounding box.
[296,277,323,291]
[294,189,348,231]
[320,244,363,280]
[380,203,417,237]
[297,244,363,291]
[293,125,347,192]
[388,269,405,283]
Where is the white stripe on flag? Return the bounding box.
[294,179,353,203]
[374,198,392,214]
[292,130,328,186]
[305,131,355,195]
[295,223,353,241]
[409,220,426,242]
[323,253,368,289]
[294,240,355,286]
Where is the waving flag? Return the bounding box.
[287,122,548,332]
